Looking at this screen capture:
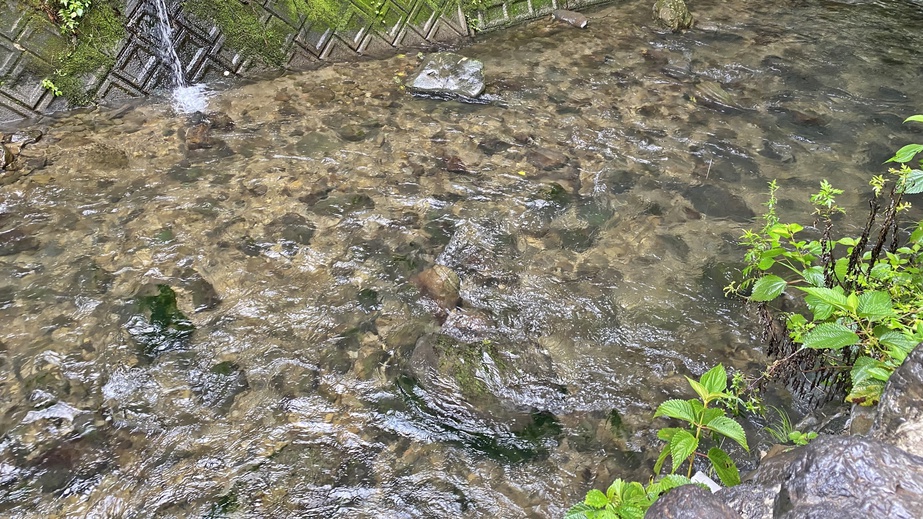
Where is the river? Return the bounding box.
[1,0,922,516]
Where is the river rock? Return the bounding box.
[186,123,212,150]
[406,333,564,459]
[870,343,923,457]
[413,264,461,310]
[653,0,694,32]
[552,9,589,28]
[647,484,742,518]
[527,148,569,170]
[0,228,40,256]
[0,144,12,169]
[685,184,755,221]
[407,53,486,99]
[715,436,923,519]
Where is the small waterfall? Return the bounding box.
[151,0,208,113]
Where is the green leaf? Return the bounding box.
[879,331,917,363]
[584,489,609,509]
[802,266,825,287]
[887,143,923,163]
[647,475,692,498]
[846,379,885,406]
[707,447,741,487]
[804,293,835,321]
[801,322,860,350]
[654,400,696,424]
[797,287,849,311]
[904,115,923,124]
[902,170,923,195]
[851,356,892,386]
[670,429,698,472]
[686,378,709,403]
[750,275,787,302]
[700,364,728,394]
[834,257,850,282]
[606,479,625,502]
[857,291,894,321]
[701,407,724,426]
[845,293,859,313]
[653,444,671,475]
[564,502,596,519]
[705,415,749,451]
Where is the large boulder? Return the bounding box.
[406,52,485,99]
[653,0,694,32]
[714,436,923,519]
[870,343,923,457]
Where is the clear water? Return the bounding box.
[2,0,922,516]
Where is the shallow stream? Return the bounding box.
[2,0,923,516]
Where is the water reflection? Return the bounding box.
[2,0,923,516]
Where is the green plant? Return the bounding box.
[728,115,923,406]
[763,406,817,446]
[56,0,92,33]
[41,78,62,96]
[565,476,693,519]
[566,365,749,518]
[652,364,749,484]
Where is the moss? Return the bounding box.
[184,0,289,67]
[40,0,125,105]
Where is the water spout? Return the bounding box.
[151,0,208,113]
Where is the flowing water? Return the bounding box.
[2,0,923,516]
[151,0,209,113]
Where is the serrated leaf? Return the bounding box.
[857,291,894,321]
[670,429,698,472]
[887,143,923,163]
[584,489,608,508]
[686,378,709,403]
[797,287,849,311]
[705,415,749,451]
[851,355,893,386]
[804,294,835,320]
[606,479,625,501]
[701,407,724,425]
[846,379,885,406]
[879,331,917,363]
[654,399,696,424]
[750,275,787,302]
[801,322,860,350]
[657,427,682,442]
[904,115,923,124]
[802,266,825,287]
[565,502,596,519]
[648,475,692,498]
[903,170,923,194]
[700,364,727,394]
[707,447,741,487]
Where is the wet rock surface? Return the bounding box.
[647,484,742,518]
[870,342,923,457]
[0,0,921,516]
[407,52,486,99]
[653,0,694,32]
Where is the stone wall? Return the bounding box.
[0,0,610,123]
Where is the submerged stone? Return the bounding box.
[126,284,195,356]
[653,0,694,32]
[552,9,589,28]
[407,53,486,99]
[413,264,461,311]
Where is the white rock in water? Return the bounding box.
[407,52,485,99]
